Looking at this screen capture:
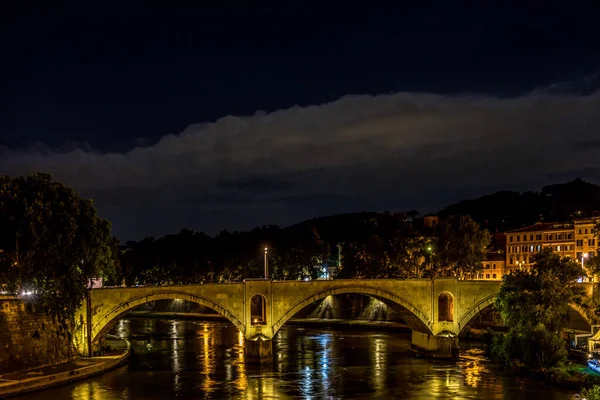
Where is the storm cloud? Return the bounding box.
[2,90,600,240]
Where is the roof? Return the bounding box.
[506,222,573,233]
[574,217,600,225]
[484,252,505,262]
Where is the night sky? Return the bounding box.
[2,3,600,240]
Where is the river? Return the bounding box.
[18,317,579,399]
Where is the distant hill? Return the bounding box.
[127,180,600,246]
[288,212,385,242]
[438,178,600,232]
[284,179,600,241]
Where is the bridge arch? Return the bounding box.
[458,292,498,332]
[458,292,593,332]
[90,291,245,345]
[272,285,433,335]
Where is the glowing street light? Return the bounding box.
[582,252,589,268]
[264,247,269,280]
[420,245,434,278]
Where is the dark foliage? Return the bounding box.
[0,173,118,322]
[492,248,587,371]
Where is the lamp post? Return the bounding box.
[421,245,433,278]
[581,252,589,281]
[264,247,269,280]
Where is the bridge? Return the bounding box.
[73,278,598,363]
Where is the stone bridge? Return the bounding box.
[74,278,598,362]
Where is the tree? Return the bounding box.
[275,226,330,280]
[0,173,117,323]
[335,212,427,279]
[492,248,587,371]
[434,215,491,279]
[582,385,600,400]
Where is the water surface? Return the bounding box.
[18,318,579,399]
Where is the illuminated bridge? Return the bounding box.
[74,278,598,362]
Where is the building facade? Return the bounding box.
[505,222,575,273]
[504,218,599,274]
[574,218,599,266]
[478,253,505,280]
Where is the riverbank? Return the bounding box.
[126,311,412,331]
[0,338,130,398]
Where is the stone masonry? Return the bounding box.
[0,297,75,374]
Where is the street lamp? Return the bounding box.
[517,261,524,271]
[578,253,590,283]
[264,247,269,280]
[421,245,434,279]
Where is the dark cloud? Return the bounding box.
[545,168,600,181]
[1,89,599,240]
[277,193,376,213]
[180,192,284,211]
[218,177,294,193]
[572,140,600,151]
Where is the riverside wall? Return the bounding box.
[0,297,75,374]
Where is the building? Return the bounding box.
[505,222,575,273]
[87,277,103,289]
[574,218,598,265]
[423,215,439,229]
[477,252,505,280]
[504,218,599,274]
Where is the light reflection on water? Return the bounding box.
[370,335,387,391]
[16,318,579,399]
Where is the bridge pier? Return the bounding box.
[411,331,459,358]
[244,337,273,364]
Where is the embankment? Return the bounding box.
[0,338,130,398]
[0,296,75,374]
